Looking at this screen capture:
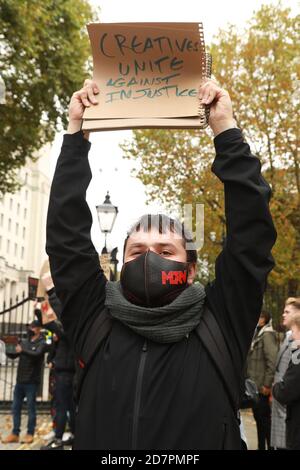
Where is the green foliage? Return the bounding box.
[0,0,97,194]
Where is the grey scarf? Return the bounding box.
[105,281,206,344]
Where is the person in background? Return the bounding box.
[2,320,47,445]
[39,272,76,450]
[247,311,278,450]
[34,297,58,443]
[273,311,300,450]
[271,298,299,449]
[42,331,59,442]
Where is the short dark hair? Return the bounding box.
[123,213,198,263]
[260,310,271,324]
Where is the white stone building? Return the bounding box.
[0,144,51,309]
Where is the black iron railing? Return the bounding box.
[0,294,50,410]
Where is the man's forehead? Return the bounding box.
[127,228,183,245]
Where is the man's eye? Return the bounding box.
[161,251,172,255]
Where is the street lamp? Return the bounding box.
[110,247,119,281]
[96,191,118,254]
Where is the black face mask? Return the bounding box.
[120,250,189,307]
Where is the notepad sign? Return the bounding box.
[83,23,211,130]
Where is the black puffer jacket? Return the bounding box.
[16,335,47,384]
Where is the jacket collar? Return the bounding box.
[250,321,274,350]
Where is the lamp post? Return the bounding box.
[110,247,119,281]
[96,192,118,278]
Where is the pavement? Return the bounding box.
[0,413,54,450]
[241,409,258,450]
[0,409,258,451]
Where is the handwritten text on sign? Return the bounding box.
[100,33,202,103]
[86,24,205,119]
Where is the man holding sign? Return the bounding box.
[46,78,276,449]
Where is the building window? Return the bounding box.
[23,227,26,239]
[14,243,17,256]
[24,208,27,219]
[21,247,24,259]
[16,223,19,236]
[25,190,28,201]
[0,214,3,227]
[17,203,20,216]
[0,236,2,250]
[7,240,10,253]
[9,198,13,210]
[25,172,28,184]
[8,218,11,231]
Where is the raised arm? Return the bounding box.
[200,80,277,373]
[40,272,63,320]
[46,80,107,346]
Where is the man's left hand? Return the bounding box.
[198,79,237,137]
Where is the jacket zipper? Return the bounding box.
[132,338,148,449]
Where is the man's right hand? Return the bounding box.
[67,79,99,134]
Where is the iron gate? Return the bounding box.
[0,294,50,411]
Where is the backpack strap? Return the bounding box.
[75,307,113,404]
[195,306,240,418]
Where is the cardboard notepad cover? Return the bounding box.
[82,22,211,131]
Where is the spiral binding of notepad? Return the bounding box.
[197,22,212,128]
[204,53,213,126]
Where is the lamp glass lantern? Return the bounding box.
[96,192,118,251]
